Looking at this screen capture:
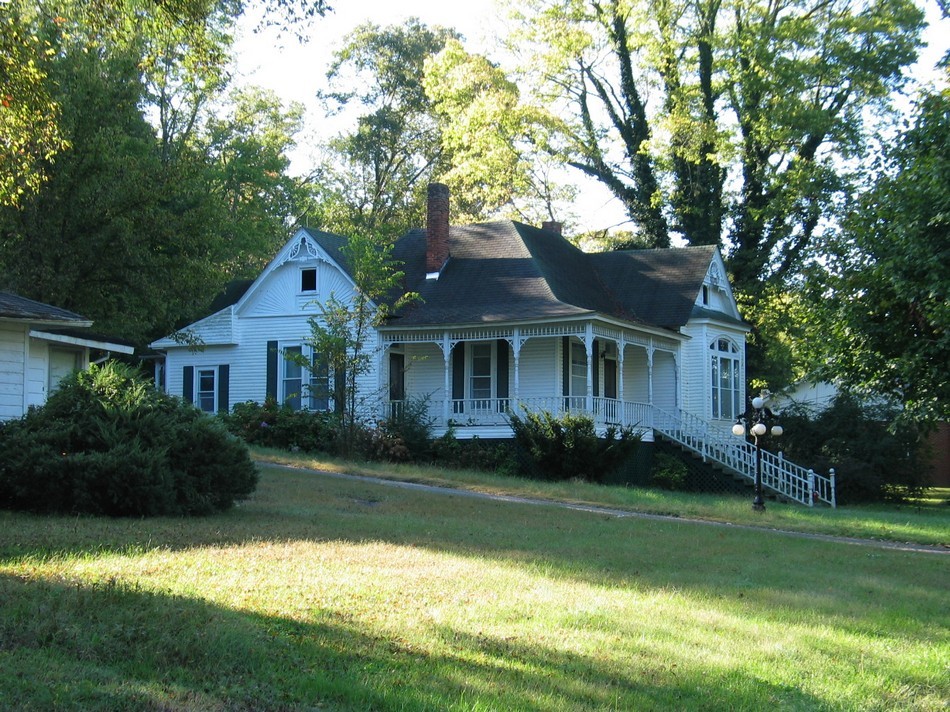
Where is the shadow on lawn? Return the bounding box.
[1,465,947,635]
[0,571,826,711]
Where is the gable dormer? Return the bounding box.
[695,253,742,322]
[236,229,356,318]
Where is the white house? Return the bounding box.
[152,184,835,505]
[0,291,134,421]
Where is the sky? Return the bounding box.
[231,0,950,236]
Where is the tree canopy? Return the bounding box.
[803,82,950,423]
[509,0,925,293]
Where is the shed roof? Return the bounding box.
[0,291,90,324]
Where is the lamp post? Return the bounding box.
[732,394,783,511]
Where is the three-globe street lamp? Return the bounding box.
[732,394,783,511]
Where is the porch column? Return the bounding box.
[647,345,655,407]
[618,338,625,423]
[584,323,594,413]
[379,341,389,420]
[442,332,451,425]
[512,328,521,403]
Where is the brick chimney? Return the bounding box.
[542,220,563,236]
[426,183,450,279]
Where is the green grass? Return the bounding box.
[253,448,950,548]
[1,461,948,711]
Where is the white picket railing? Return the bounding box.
[386,397,836,507]
[651,406,836,507]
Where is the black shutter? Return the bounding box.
[592,339,600,398]
[562,337,570,396]
[182,366,194,404]
[218,364,230,414]
[452,343,465,413]
[496,340,509,408]
[266,340,278,401]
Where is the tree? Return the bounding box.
[423,39,577,224]
[307,20,460,234]
[509,0,925,292]
[0,1,308,345]
[0,1,67,207]
[803,84,950,424]
[0,0,327,208]
[303,233,418,454]
[201,87,307,277]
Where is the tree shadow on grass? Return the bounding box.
[2,466,947,645]
[0,571,827,711]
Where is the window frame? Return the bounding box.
[197,367,217,413]
[300,267,318,293]
[710,338,741,420]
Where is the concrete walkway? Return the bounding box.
[262,461,950,556]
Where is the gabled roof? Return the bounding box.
[389,221,727,332]
[0,291,91,325]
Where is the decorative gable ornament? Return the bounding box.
[282,234,322,264]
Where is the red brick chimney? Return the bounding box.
[542,220,563,236]
[426,183,450,278]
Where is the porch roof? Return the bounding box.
[388,221,717,332]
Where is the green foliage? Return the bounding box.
[511,0,925,289]
[429,432,518,474]
[304,232,417,455]
[0,1,67,207]
[507,410,640,483]
[0,362,257,516]
[308,20,460,234]
[804,84,950,424]
[375,396,436,461]
[223,399,341,454]
[0,0,307,347]
[777,393,928,504]
[651,452,689,491]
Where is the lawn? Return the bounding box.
[1,460,947,711]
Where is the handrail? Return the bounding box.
[385,396,835,507]
[651,406,836,507]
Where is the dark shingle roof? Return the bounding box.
[388,221,723,331]
[0,291,89,323]
[302,227,352,274]
[589,245,718,329]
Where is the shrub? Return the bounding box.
[651,453,689,491]
[377,396,435,461]
[429,430,518,474]
[507,410,640,483]
[224,399,341,454]
[777,393,928,503]
[0,362,257,517]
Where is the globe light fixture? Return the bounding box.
[733,392,783,511]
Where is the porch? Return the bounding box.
[378,318,684,440]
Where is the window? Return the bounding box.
[197,368,216,413]
[710,338,741,420]
[570,342,587,397]
[300,268,317,292]
[284,346,331,411]
[470,342,493,402]
[701,285,710,305]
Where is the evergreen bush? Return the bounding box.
[507,410,640,483]
[0,362,257,516]
[224,399,341,454]
[777,393,927,503]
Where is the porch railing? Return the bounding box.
[385,397,836,507]
[650,406,836,508]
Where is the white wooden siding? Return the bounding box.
[622,346,649,402]
[0,323,26,420]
